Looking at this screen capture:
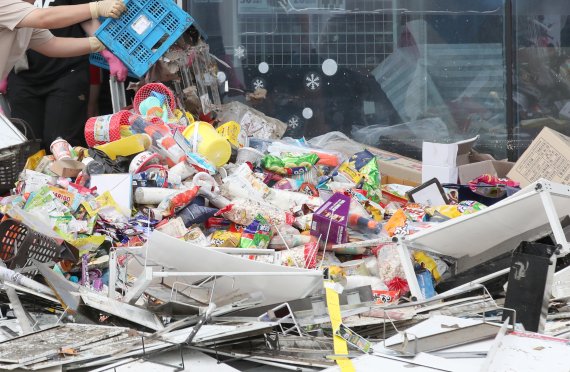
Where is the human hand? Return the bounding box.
[0,77,6,95]
[101,50,128,82]
[89,0,126,19]
[88,36,105,52]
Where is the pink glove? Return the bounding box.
[0,77,7,94]
[101,50,128,82]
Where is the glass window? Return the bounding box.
[514,1,570,157]
[186,0,506,160]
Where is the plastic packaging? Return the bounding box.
[239,214,273,249]
[217,121,247,148]
[151,186,200,219]
[182,121,231,167]
[177,204,218,227]
[219,198,295,227]
[129,116,186,166]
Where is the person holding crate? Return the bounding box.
[0,0,126,145]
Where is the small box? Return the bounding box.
[310,193,351,245]
[422,136,479,183]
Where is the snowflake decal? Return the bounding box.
[304,73,321,91]
[288,115,301,129]
[252,77,265,90]
[234,45,246,59]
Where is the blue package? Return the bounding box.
[416,269,437,299]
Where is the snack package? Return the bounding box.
[403,203,426,222]
[218,198,295,227]
[338,150,381,202]
[384,209,409,237]
[210,230,240,247]
[151,186,200,219]
[239,214,273,248]
[416,268,437,299]
[261,153,319,176]
[413,251,447,283]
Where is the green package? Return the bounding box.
[262,153,319,175]
[359,157,381,203]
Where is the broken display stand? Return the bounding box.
[396,179,570,301]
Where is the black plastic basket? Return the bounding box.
[0,118,42,193]
[0,219,77,277]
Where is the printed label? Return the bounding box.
[93,115,112,142]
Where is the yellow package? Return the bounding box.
[426,205,462,219]
[82,191,122,217]
[217,121,246,148]
[210,230,240,247]
[414,251,442,282]
[24,149,46,171]
[385,209,408,237]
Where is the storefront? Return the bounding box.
[185,0,570,161]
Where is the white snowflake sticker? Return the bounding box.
[288,115,301,129]
[252,77,265,90]
[305,73,321,91]
[234,45,246,59]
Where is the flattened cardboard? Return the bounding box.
[49,159,84,178]
[508,127,570,187]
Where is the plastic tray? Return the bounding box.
[95,0,194,77]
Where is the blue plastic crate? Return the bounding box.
[89,52,138,79]
[95,0,193,78]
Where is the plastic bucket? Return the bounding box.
[84,110,132,147]
[182,121,231,167]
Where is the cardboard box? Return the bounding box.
[508,127,570,187]
[459,160,514,184]
[49,159,84,178]
[367,146,422,186]
[310,193,350,244]
[422,136,479,183]
[421,136,514,184]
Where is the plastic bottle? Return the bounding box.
[94,133,152,160]
[169,161,197,181]
[135,187,179,205]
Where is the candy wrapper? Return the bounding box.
[457,200,486,214]
[403,203,427,222]
[239,214,273,249]
[261,153,319,176]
